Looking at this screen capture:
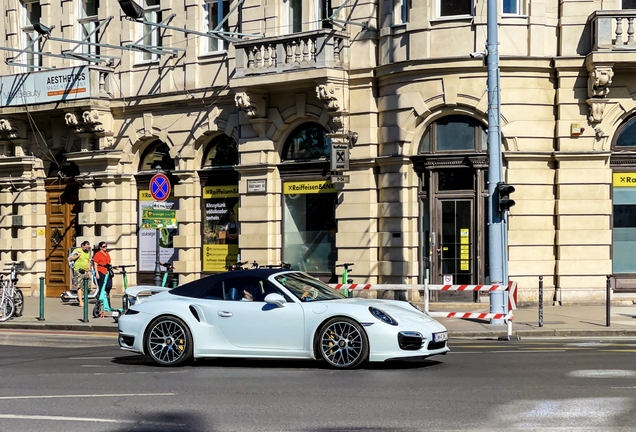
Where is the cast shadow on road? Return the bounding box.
[111,411,208,432]
[112,354,443,370]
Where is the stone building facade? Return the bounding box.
[0,0,634,305]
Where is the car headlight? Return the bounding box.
[369,307,398,326]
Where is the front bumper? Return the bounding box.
[365,321,450,362]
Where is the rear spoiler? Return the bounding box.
[125,285,172,305]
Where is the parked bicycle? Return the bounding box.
[0,275,15,322]
[3,262,24,318]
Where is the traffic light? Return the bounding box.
[497,183,516,212]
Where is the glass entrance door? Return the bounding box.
[437,199,474,285]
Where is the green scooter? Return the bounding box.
[93,264,135,322]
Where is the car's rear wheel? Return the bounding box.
[145,316,193,367]
[318,317,369,369]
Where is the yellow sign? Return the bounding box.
[203,244,239,272]
[203,185,239,199]
[460,253,469,260]
[613,173,636,187]
[460,261,469,271]
[37,228,45,236]
[460,237,469,245]
[139,190,175,201]
[284,180,337,195]
[460,228,469,236]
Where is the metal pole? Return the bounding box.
[538,276,543,327]
[606,274,611,327]
[37,277,45,321]
[154,228,162,286]
[82,277,89,323]
[487,0,505,324]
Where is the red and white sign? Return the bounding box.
[150,173,171,202]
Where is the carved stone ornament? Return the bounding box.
[65,112,85,133]
[316,83,340,112]
[586,99,607,123]
[83,110,104,132]
[0,118,19,139]
[588,67,614,98]
[235,92,267,119]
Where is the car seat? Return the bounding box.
[228,287,241,301]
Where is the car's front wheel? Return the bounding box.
[145,316,193,367]
[318,317,369,369]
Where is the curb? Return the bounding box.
[0,323,118,333]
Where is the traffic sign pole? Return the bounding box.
[150,169,171,286]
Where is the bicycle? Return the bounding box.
[0,275,15,322]
[335,263,354,297]
[3,262,24,318]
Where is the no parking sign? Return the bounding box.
[150,173,170,202]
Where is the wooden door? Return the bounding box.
[45,181,79,298]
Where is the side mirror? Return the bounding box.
[264,293,287,307]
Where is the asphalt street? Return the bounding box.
[1,332,636,431]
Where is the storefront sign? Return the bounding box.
[141,209,177,229]
[460,228,470,270]
[0,66,91,107]
[613,173,636,187]
[138,190,178,271]
[283,180,337,195]
[202,185,239,272]
[330,143,349,171]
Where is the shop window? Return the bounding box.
[202,135,238,168]
[139,141,175,172]
[419,115,487,153]
[201,183,239,272]
[283,180,337,273]
[282,123,331,160]
[613,173,636,273]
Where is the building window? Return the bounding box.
[78,0,100,61]
[419,115,487,153]
[142,0,162,61]
[503,0,525,15]
[623,0,636,9]
[139,141,175,172]
[318,0,332,29]
[202,135,238,168]
[204,0,230,53]
[283,180,337,274]
[282,123,331,160]
[438,0,472,18]
[394,0,411,24]
[284,0,302,34]
[21,0,42,70]
[615,117,636,148]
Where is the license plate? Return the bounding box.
[433,331,448,343]
[112,311,120,318]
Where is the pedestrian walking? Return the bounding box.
[93,241,112,302]
[69,241,91,307]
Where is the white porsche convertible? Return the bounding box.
[118,269,450,369]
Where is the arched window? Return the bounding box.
[202,135,238,168]
[282,123,331,160]
[139,141,175,172]
[420,115,487,153]
[615,117,636,149]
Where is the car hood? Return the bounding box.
[318,298,438,325]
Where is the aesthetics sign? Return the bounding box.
[0,66,91,107]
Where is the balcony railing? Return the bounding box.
[590,11,636,51]
[234,29,348,78]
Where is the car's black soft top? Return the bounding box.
[170,268,290,298]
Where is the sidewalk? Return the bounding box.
[4,295,636,338]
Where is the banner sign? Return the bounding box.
[142,209,177,229]
[202,185,239,272]
[613,172,636,187]
[0,66,91,107]
[138,190,178,271]
[283,180,337,195]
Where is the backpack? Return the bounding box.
[68,248,77,269]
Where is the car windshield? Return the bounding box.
[275,272,345,302]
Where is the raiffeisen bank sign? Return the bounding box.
[0,66,91,107]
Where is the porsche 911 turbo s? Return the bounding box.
[118,269,449,369]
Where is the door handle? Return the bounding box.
[218,311,233,318]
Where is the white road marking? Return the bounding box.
[568,370,636,378]
[68,356,114,360]
[80,365,104,368]
[0,393,175,400]
[0,414,185,426]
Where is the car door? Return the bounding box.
[206,277,306,351]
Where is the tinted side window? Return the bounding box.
[202,282,225,300]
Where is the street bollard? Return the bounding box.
[172,276,178,289]
[83,278,89,323]
[606,274,611,327]
[538,276,543,327]
[37,277,45,321]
